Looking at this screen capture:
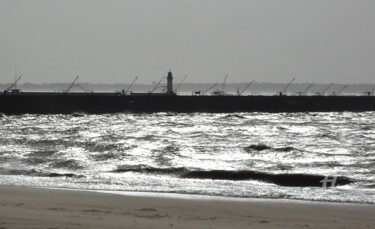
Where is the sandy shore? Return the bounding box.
[0,186,374,229]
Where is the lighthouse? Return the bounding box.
[167,71,174,95]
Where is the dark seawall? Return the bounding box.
[1,92,375,114]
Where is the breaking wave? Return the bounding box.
[112,165,353,187]
[0,167,84,178]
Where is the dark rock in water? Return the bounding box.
[48,173,84,178]
[0,168,84,179]
[273,146,298,152]
[181,170,353,187]
[245,144,272,152]
[245,144,299,152]
[267,173,352,187]
[112,164,188,175]
[224,114,246,119]
[72,113,85,117]
[110,165,353,188]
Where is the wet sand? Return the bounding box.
[0,185,374,229]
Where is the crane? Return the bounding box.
[6,75,22,92]
[303,83,315,93]
[175,75,188,92]
[280,78,295,95]
[222,74,228,92]
[321,83,334,95]
[124,76,139,95]
[238,80,255,96]
[150,77,165,94]
[204,83,218,95]
[64,76,80,94]
[335,85,349,95]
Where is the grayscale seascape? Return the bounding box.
[0,112,374,204]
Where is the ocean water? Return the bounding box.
[0,112,374,204]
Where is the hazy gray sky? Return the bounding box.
[0,0,374,84]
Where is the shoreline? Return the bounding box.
[0,185,374,229]
[8,183,375,205]
[86,188,375,206]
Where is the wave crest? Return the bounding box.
[111,165,353,187]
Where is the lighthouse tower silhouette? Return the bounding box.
[167,71,174,95]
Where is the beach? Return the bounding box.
[0,186,373,229]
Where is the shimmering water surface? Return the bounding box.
[0,112,374,203]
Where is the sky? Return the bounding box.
[0,0,374,84]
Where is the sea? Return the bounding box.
[0,112,374,204]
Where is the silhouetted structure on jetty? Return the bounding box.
[1,71,374,114]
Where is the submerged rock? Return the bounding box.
[245,144,272,152]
